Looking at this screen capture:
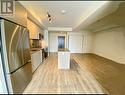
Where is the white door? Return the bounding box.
[69,35,83,53]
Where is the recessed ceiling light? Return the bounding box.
[61,10,66,14]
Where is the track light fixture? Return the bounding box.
[47,12,52,23]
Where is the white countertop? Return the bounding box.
[30,48,44,54]
[58,48,70,52]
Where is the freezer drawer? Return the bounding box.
[10,62,32,93]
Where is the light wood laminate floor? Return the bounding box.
[24,53,125,94]
[72,53,125,95]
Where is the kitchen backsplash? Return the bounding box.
[30,39,42,48]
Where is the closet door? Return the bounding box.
[69,35,83,53]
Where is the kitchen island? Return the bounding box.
[58,48,70,69]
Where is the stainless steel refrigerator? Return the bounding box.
[0,19,32,93]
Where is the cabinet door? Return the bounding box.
[31,52,40,72]
[31,52,37,72]
[27,19,40,39]
[31,50,43,72]
[29,32,39,39]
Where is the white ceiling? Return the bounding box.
[20,1,108,31]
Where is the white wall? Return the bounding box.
[42,30,49,48]
[49,31,93,53]
[49,32,67,52]
[49,33,58,52]
[68,31,94,53]
[93,27,125,64]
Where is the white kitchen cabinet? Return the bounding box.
[30,33,39,39]
[58,49,70,69]
[27,19,41,39]
[1,2,27,27]
[31,50,42,73]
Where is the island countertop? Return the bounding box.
[58,48,70,52]
[30,47,45,54]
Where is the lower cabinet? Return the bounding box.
[31,50,42,73]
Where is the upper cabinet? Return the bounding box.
[0,1,44,39]
[0,1,27,27]
[27,18,43,39]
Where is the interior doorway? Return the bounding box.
[58,36,65,49]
